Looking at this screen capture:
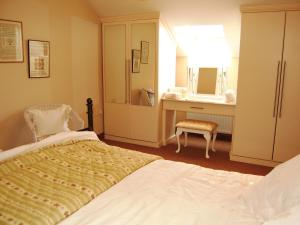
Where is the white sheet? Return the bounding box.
[59,160,263,225]
[1,132,264,225]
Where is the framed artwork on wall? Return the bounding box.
[28,40,50,78]
[0,19,24,63]
[132,49,141,73]
[140,41,149,64]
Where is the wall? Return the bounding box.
[175,56,188,87]
[0,0,102,150]
[226,57,239,91]
[158,21,177,142]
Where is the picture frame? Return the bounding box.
[0,19,24,63]
[140,41,149,64]
[28,40,50,78]
[132,49,141,73]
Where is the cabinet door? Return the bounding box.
[103,24,126,104]
[232,12,285,160]
[129,105,158,142]
[104,103,131,138]
[273,11,300,162]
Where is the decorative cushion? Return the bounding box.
[241,154,300,220]
[176,119,217,132]
[27,104,72,140]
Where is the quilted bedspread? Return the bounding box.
[0,139,161,225]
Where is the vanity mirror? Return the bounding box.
[187,66,227,96]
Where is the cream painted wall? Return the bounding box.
[226,57,239,91]
[158,21,177,141]
[0,0,102,150]
[175,56,188,87]
[71,16,103,134]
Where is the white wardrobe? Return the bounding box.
[102,13,176,147]
[231,5,300,166]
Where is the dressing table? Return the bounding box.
[162,96,235,145]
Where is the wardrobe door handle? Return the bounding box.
[279,61,287,118]
[128,59,132,104]
[124,59,132,104]
[190,106,204,110]
[125,60,128,104]
[273,61,281,117]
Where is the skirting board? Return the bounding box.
[104,135,161,148]
[230,153,280,167]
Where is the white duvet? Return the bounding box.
[1,132,264,225]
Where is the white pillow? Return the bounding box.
[241,154,300,220]
[263,204,300,225]
[29,104,72,139]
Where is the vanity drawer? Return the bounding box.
[163,99,235,116]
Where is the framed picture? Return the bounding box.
[140,41,149,64]
[28,40,50,78]
[132,49,140,73]
[0,19,24,63]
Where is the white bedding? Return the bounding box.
[1,132,264,225]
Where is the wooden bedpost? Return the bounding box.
[86,98,94,131]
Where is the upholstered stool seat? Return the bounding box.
[175,119,218,159]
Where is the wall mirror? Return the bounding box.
[103,22,156,107]
[130,22,156,107]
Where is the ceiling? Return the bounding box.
[88,0,300,57]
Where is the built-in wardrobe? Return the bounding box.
[231,4,300,166]
[102,13,176,147]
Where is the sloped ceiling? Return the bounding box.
[88,0,300,57]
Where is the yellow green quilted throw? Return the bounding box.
[0,140,161,225]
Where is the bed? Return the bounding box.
[1,101,300,225]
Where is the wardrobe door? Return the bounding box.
[232,12,285,160]
[130,22,156,105]
[273,11,300,162]
[103,24,127,104]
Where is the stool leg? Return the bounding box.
[176,129,183,153]
[184,132,188,147]
[203,132,211,159]
[212,130,217,152]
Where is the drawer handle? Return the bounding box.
[190,106,204,110]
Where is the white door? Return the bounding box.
[232,12,285,160]
[273,11,300,162]
[103,24,127,104]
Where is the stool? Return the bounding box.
[175,119,218,159]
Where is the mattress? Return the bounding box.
[0,131,263,225]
